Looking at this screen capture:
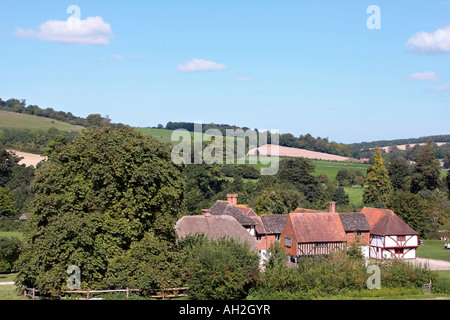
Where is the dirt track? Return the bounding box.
[7,150,47,167]
[409,258,450,271]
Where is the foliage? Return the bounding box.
[279,158,323,204]
[0,127,78,154]
[15,127,185,295]
[386,190,430,237]
[0,237,22,273]
[411,140,441,193]
[332,187,350,206]
[103,231,186,292]
[182,235,260,300]
[0,148,22,187]
[336,169,365,187]
[0,97,117,129]
[0,187,16,217]
[363,147,393,206]
[248,250,367,299]
[388,157,411,191]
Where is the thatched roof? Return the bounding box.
[174,214,258,252]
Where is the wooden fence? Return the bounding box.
[23,286,189,300]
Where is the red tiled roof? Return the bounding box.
[289,212,347,243]
[360,207,418,236]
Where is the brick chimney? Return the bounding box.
[227,194,238,206]
[329,201,336,213]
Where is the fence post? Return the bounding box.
[126,287,129,299]
[86,289,90,300]
[32,288,35,300]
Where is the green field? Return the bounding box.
[417,240,450,262]
[0,231,24,240]
[312,160,369,182]
[0,110,84,132]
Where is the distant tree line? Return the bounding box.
[0,127,77,153]
[165,122,353,157]
[349,135,450,150]
[0,97,125,128]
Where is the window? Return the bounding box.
[256,236,262,242]
[357,232,362,237]
[397,235,406,242]
[275,234,280,241]
[285,237,292,248]
[395,248,403,255]
[315,242,327,248]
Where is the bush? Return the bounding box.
[0,237,22,273]
[182,235,260,300]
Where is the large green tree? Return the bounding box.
[388,158,411,191]
[410,140,441,193]
[0,187,16,217]
[16,127,186,294]
[363,147,393,206]
[386,190,430,237]
[278,158,323,203]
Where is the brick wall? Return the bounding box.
[280,215,297,256]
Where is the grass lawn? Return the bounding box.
[344,187,364,206]
[417,240,450,262]
[0,274,23,300]
[312,160,369,182]
[0,110,84,132]
[0,231,24,240]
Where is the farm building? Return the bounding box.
[281,209,347,265]
[174,213,258,253]
[209,195,257,235]
[338,212,371,258]
[361,207,419,259]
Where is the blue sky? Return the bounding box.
[1,1,449,143]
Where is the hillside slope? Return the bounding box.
[0,110,84,132]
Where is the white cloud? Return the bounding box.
[404,71,439,82]
[431,83,450,93]
[235,77,253,82]
[14,16,113,45]
[406,26,450,54]
[177,59,227,72]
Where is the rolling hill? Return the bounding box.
[0,110,84,132]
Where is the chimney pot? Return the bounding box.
[227,194,238,206]
[329,201,336,213]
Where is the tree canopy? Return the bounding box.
[16,126,186,294]
[363,147,393,206]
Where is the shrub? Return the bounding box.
[182,235,260,300]
[0,237,22,273]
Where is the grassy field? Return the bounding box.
[344,187,364,206]
[417,240,450,262]
[312,160,369,182]
[0,231,24,240]
[0,110,84,132]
